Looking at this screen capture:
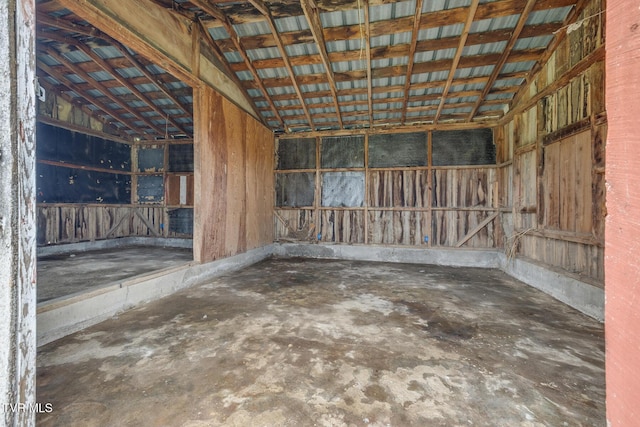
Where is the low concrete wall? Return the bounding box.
[499,255,604,322]
[38,237,193,257]
[37,242,604,346]
[37,244,273,346]
[273,243,503,268]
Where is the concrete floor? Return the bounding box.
[37,246,193,302]
[36,258,605,426]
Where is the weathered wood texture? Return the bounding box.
[194,86,274,262]
[37,205,166,244]
[497,0,605,285]
[276,133,501,248]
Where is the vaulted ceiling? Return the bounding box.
[36,0,587,139]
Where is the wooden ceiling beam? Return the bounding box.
[364,0,373,127]
[37,60,143,135]
[400,0,424,125]
[467,0,538,121]
[300,0,343,129]
[191,0,284,129]
[434,0,480,123]
[247,0,315,131]
[43,47,167,135]
[40,31,191,135]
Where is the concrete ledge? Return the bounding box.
[37,244,273,346]
[273,243,503,268]
[499,255,604,322]
[37,237,193,257]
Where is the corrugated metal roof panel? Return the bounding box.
[372,76,406,87]
[513,35,554,50]
[234,21,271,37]
[236,70,254,81]
[454,65,494,78]
[116,67,144,79]
[306,96,334,105]
[501,61,536,74]
[526,7,573,26]
[208,27,229,41]
[370,1,416,23]
[223,51,243,63]
[165,81,189,90]
[92,46,123,60]
[423,0,471,13]
[373,102,403,110]
[286,43,319,57]
[153,98,174,106]
[470,14,519,33]
[332,59,366,73]
[301,83,330,93]
[320,10,362,28]
[462,40,508,56]
[247,89,262,98]
[309,107,336,115]
[326,39,362,53]
[66,74,86,84]
[450,82,485,92]
[409,86,444,96]
[373,91,404,100]
[61,49,91,63]
[485,92,514,101]
[87,70,113,82]
[267,86,296,96]
[372,56,408,69]
[493,78,524,88]
[371,32,412,48]
[40,54,60,66]
[86,88,102,98]
[254,101,269,108]
[257,67,290,79]
[275,15,309,32]
[246,46,281,61]
[373,112,401,120]
[418,23,464,40]
[145,64,166,75]
[336,79,367,91]
[446,96,478,104]
[275,99,300,107]
[127,100,146,108]
[410,70,449,84]
[109,87,131,96]
[414,48,456,62]
[293,63,325,75]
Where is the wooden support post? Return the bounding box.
[0,0,37,424]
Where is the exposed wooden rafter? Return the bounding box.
[434,0,481,123]
[300,0,343,129]
[247,0,316,131]
[364,0,373,127]
[467,0,538,121]
[191,0,284,129]
[43,47,167,135]
[400,0,424,125]
[36,59,142,135]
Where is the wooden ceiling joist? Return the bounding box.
[248,0,316,131]
[300,0,344,129]
[400,0,424,125]
[43,47,167,135]
[191,0,284,129]
[364,0,373,127]
[434,0,481,124]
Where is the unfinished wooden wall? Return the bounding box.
[194,86,274,263]
[275,131,501,248]
[35,118,195,245]
[497,0,606,285]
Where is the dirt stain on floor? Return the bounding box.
[37,258,605,427]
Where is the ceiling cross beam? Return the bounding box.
[191,0,284,130]
[467,0,538,121]
[37,59,142,135]
[44,47,167,135]
[300,0,344,129]
[434,0,481,123]
[400,0,424,125]
[247,0,316,131]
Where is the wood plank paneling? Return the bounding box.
[194,86,274,262]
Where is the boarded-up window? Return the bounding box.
[138,147,164,172]
[369,132,427,168]
[168,208,193,235]
[432,129,495,166]
[321,136,364,168]
[542,130,593,233]
[168,144,194,172]
[137,175,164,204]
[276,138,316,170]
[275,173,315,207]
[322,172,365,207]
